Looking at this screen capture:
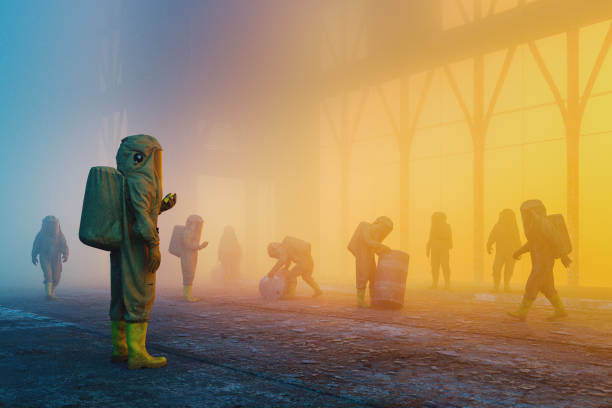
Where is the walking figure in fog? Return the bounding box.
[32,215,68,300]
[487,209,521,292]
[427,212,452,290]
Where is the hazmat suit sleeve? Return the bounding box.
[268,249,290,277]
[514,242,530,259]
[487,225,497,252]
[32,232,41,261]
[60,231,69,261]
[361,225,386,253]
[126,177,160,247]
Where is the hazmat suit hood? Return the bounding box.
[520,200,546,241]
[116,134,163,246]
[373,216,393,241]
[220,226,240,255]
[430,212,447,232]
[116,134,163,187]
[42,215,60,236]
[268,242,282,258]
[498,208,520,244]
[185,214,204,242]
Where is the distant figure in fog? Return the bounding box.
[427,212,452,290]
[267,236,322,298]
[348,216,393,307]
[32,215,68,300]
[508,200,572,321]
[218,225,241,284]
[487,209,521,292]
[179,215,208,302]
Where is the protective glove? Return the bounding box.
[561,254,572,268]
[487,247,492,255]
[159,193,177,214]
[198,241,209,250]
[32,256,38,266]
[148,244,161,273]
[62,254,68,263]
[512,250,522,261]
[376,244,391,255]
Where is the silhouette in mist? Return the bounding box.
[426,212,452,290]
[348,216,393,307]
[171,215,208,302]
[508,200,572,321]
[487,209,521,292]
[31,215,68,300]
[218,225,241,284]
[267,236,322,298]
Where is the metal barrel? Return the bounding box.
[372,250,410,309]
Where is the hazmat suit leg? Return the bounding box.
[180,254,198,302]
[109,239,156,322]
[297,259,321,297]
[51,258,62,296]
[355,255,376,306]
[430,254,441,289]
[440,252,451,289]
[40,258,57,299]
[503,257,515,292]
[109,251,127,321]
[492,255,504,291]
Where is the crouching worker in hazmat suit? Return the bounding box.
[348,216,393,307]
[267,236,322,298]
[508,200,572,321]
[487,209,521,292]
[109,135,176,368]
[426,212,452,289]
[179,215,208,302]
[32,216,69,299]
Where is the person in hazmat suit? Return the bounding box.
[109,135,176,369]
[348,216,393,307]
[508,200,571,321]
[426,212,452,289]
[31,216,69,299]
[179,215,208,302]
[487,209,521,292]
[267,236,322,298]
[218,225,241,284]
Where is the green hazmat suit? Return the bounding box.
[109,135,164,323]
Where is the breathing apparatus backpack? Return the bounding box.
[548,214,572,259]
[79,166,125,251]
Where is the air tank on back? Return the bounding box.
[372,250,410,309]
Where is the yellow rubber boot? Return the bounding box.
[356,289,367,308]
[183,285,198,302]
[546,293,568,321]
[126,322,167,369]
[111,320,128,363]
[311,283,323,298]
[507,298,533,321]
[44,283,54,300]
